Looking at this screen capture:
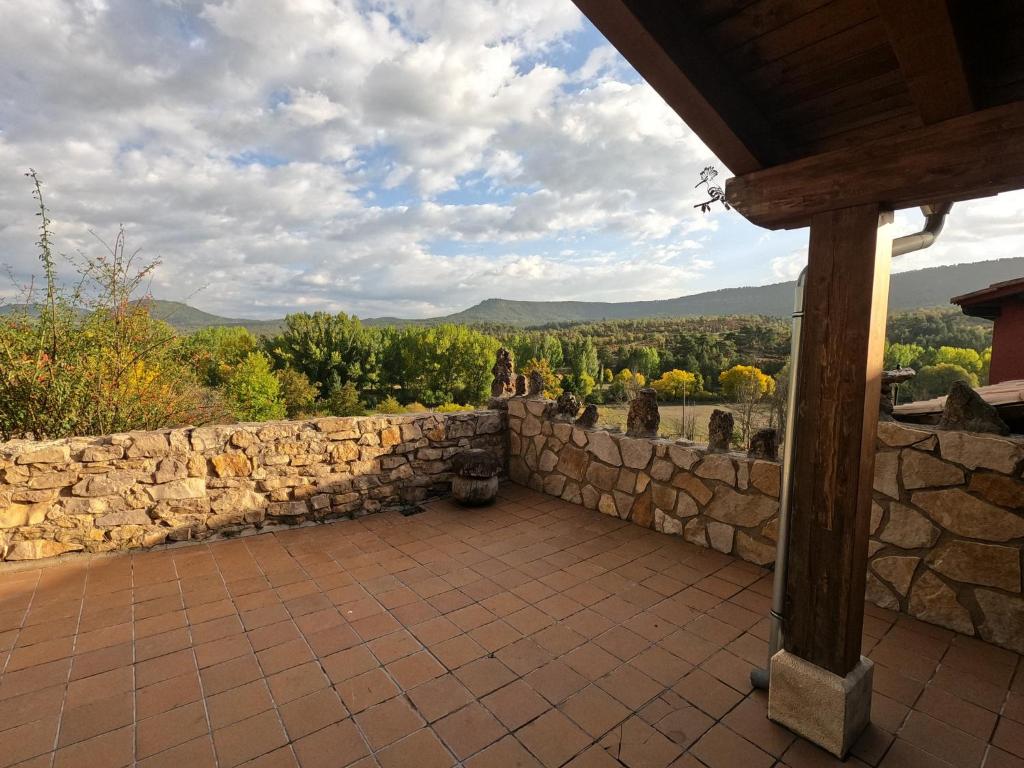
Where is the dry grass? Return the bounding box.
[597,403,774,446]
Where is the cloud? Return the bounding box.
[770,250,807,281]
[0,0,1016,320]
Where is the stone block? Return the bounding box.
[734,531,775,565]
[587,432,621,467]
[872,452,899,499]
[146,478,207,501]
[706,521,734,553]
[126,433,170,458]
[705,486,778,527]
[968,473,1024,510]
[15,445,70,465]
[651,483,676,512]
[974,589,1024,653]
[927,540,1021,591]
[749,456,778,499]
[555,446,588,481]
[80,445,124,463]
[672,473,712,506]
[768,651,873,759]
[900,450,964,490]
[912,489,1024,542]
[619,437,654,470]
[871,555,919,596]
[865,572,899,610]
[877,503,939,549]
[211,453,251,478]
[5,539,83,560]
[876,422,937,448]
[668,444,700,470]
[95,510,152,527]
[650,459,674,482]
[694,455,735,485]
[684,518,706,547]
[938,431,1024,474]
[908,570,974,634]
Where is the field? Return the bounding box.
[597,402,775,445]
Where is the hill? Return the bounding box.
[145,301,284,334]
[5,257,1019,332]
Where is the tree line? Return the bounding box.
[0,174,993,440]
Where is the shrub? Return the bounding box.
[404,402,429,413]
[275,367,320,418]
[375,395,406,414]
[223,353,286,422]
[911,363,978,401]
[434,403,473,413]
[521,358,561,399]
[325,381,365,417]
[0,172,215,439]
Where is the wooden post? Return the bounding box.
[783,204,893,676]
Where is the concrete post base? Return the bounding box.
[768,650,873,758]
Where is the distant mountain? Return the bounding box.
[145,301,284,334]
[364,257,1024,327]
[4,258,1020,332]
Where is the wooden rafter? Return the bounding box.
[571,0,783,175]
[725,101,1024,229]
[876,0,974,124]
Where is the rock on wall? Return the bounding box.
[508,397,1024,653]
[0,410,505,561]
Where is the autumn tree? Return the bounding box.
[650,369,703,400]
[719,364,775,445]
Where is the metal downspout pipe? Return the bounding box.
[750,202,953,690]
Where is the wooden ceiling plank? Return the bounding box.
[876,0,974,124]
[730,0,877,71]
[724,101,1024,229]
[572,0,782,173]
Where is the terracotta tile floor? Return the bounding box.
[0,483,1021,768]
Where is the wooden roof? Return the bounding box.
[952,277,1024,319]
[893,378,1024,415]
[573,0,1024,229]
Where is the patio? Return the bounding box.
[0,483,1019,768]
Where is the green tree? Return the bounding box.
[933,346,984,376]
[382,325,499,406]
[566,336,599,380]
[910,363,978,401]
[275,367,319,418]
[264,312,379,393]
[181,326,259,386]
[624,346,661,379]
[223,353,286,422]
[884,342,925,370]
[326,380,366,416]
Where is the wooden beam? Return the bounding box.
[783,204,892,676]
[877,0,974,124]
[571,0,782,175]
[725,101,1024,229]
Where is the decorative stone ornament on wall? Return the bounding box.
[508,396,1024,654]
[0,411,505,561]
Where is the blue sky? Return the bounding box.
[0,0,1020,320]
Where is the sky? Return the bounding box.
[0,0,1022,321]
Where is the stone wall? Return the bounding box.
[507,396,1024,653]
[0,410,505,561]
